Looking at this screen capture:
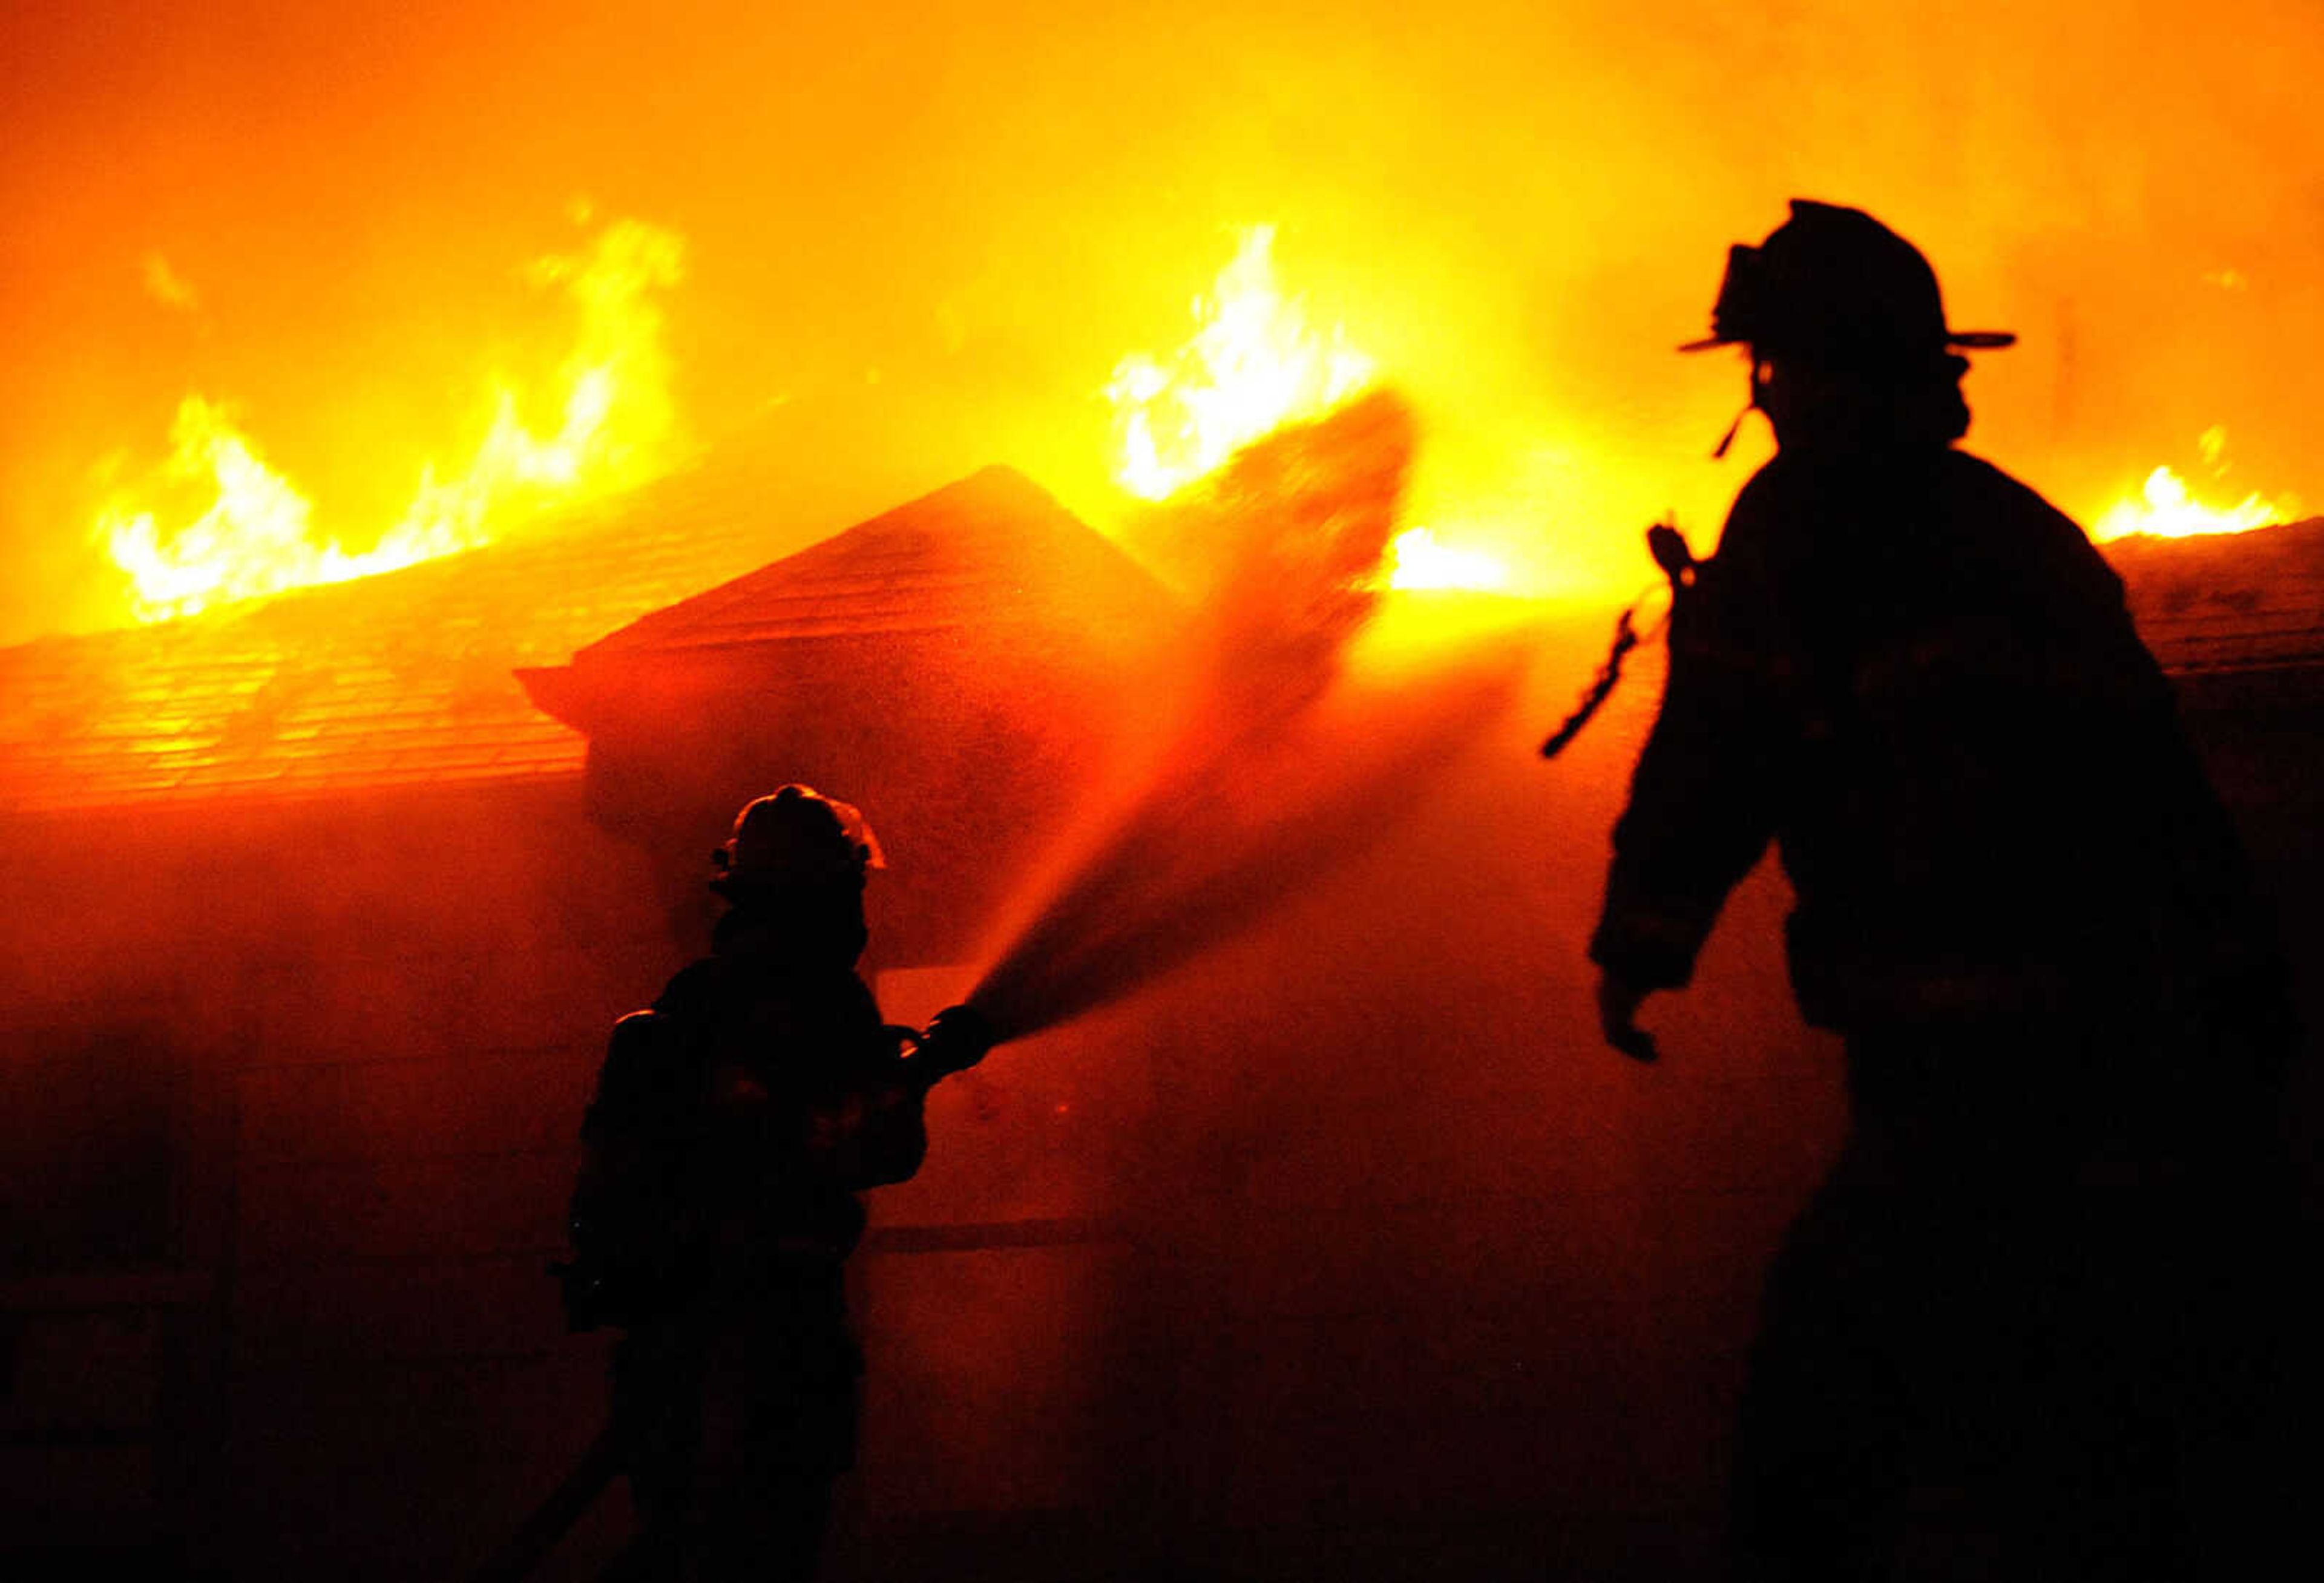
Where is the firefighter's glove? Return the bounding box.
[919,1003,996,1078]
[1595,971,1660,1064]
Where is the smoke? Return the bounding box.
[8,1,2324,643]
[970,387,1523,1040]
[140,254,201,314]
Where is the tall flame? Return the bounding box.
[2089,428,2299,543]
[1104,228,1508,595]
[98,217,688,621]
[1106,225,1376,501]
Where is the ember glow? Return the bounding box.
[96,218,688,621]
[1382,526,1510,592]
[2090,428,2300,543]
[1106,226,1376,503]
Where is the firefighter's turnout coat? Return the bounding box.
[1590,444,2290,1153]
[569,902,928,1528]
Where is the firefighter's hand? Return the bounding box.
[1595,971,1660,1063]
[919,1004,996,1077]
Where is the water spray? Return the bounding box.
[960,388,1521,1044]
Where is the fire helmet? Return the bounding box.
[1680,199,2015,369]
[710,784,885,897]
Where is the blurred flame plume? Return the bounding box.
[1107,226,1508,594]
[100,218,687,621]
[1106,225,1376,502]
[2090,427,2300,543]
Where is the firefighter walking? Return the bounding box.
[1588,202,2302,1580]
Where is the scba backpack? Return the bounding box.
[553,1009,704,1331]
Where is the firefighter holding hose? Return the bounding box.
[1589,201,2300,1579]
[548,785,990,1582]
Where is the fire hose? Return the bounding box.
[465,1421,629,1583]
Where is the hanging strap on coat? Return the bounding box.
[1539,520,1698,759]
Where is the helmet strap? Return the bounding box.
[1710,402,1753,460]
[1712,356,1776,459]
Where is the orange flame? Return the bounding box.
[2090,428,2299,543]
[1108,228,1513,595]
[97,217,688,621]
[1106,226,1376,501]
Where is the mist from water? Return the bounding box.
[970,388,1525,1041]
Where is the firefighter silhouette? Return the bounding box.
[1589,202,2301,1579]
[560,785,991,1582]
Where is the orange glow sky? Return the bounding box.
[4,0,2323,643]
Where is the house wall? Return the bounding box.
[0,767,1158,1582]
[563,620,1170,969]
[2,620,2317,1583]
[0,781,672,1579]
[989,635,1844,1581]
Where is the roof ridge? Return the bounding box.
[573,464,1131,660]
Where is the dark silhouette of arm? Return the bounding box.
[807,1073,930,1190]
[1590,491,1793,999]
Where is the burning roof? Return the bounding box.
[0,458,1173,822]
[0,461,856,817]
[2104,514,2324,677]
[5,406,2316,828]
[530,464,1164,694]
[515,461,1180,797]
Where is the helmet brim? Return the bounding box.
[1678,329,2018,355]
